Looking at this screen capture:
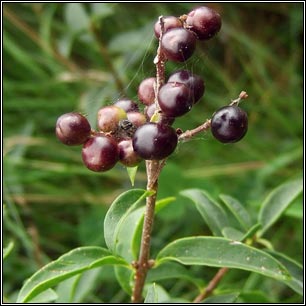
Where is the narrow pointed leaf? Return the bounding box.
[222,227,244,241]
[147,261,203,289]
[104,189,152,252]
[181,189,229,236]
[144,283,158,303]
[258,178,303,236]
[131,197,176,259]
[156,237,290,281]
[240,223,261,242]
[114,266,133,295]
[17,246,128,303]
[219,194,252,230]
[126,166,138,186]
[3,241,14,260]
[203,292,239,303]
[265,250,303,295]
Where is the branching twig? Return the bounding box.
[193,267,229,303]
[178,91,248,142]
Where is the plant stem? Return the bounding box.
[131,160,161,303]
[193,267,229,303]
[131,16,166,303]
[178,119,211,141]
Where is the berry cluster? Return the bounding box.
[55,6,248,173]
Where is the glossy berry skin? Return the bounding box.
[161,28,197,62]
[56,112,91,146]
[127,111,147,127]
[211,106,248,143]
[138,77,156,106]
[82,135,119,172]
[186,6,222,40]
[158,82,193,117]
[114,99,139,113]
[168,70,205,104]
[132,123,178,160]
[118,139,142,167]
[154,16,183,38]
[97,105,127,133]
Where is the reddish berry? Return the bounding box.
[158,82,193,117]
[114,99,139,112]
[127,111,147,127]
[138,77,156,106]
[186,6,222,40]
[118,139,142,167]
[154,16,183,38]
[97,106,127,133]
[82,135,119,172]
[55,112,91,146]
[168,70,205,104]
[132,123,178,160]
[161,28,197,62]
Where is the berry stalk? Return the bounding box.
[178,91,248,142]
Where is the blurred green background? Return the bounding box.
[3,3,303,303]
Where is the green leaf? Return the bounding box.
[238,291,273,303]
[114,196,176,262]
[258,178,303,236]
[144,283,158,303]
[116,207,144,261]
[131,197,176,259]
[64,3,89,34]
[104,189,152,252]
[3,241,14,260]
[28,289,58,303]
[55,268,101,303]
[219,194,252,230]
[265,250,303,295]
[181,189,229,236]
[144,283,176,303]
[222,227,244,241]
[126,166,138,187]
[240,223,262,242]
[202,292,240,303]
[90,3,115,20]
[17,246,128,303]
[114,266,133,295]
[156,237,290,281]
[147,261,203,290]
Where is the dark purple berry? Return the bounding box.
[158,82,193,117]
[132,123,178,160]
[114,99,139,112]
[55,112,91,146]
[97,106,127,132]
[168,70,205,104]
[118,139,142,167]
[161,28,197,62]
[154,16,183,38]
[82,135,119,172]
[186,6,222,40]
[211,106,248,143]
[138,77,156,106]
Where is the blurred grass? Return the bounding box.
[3,3,303,303]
